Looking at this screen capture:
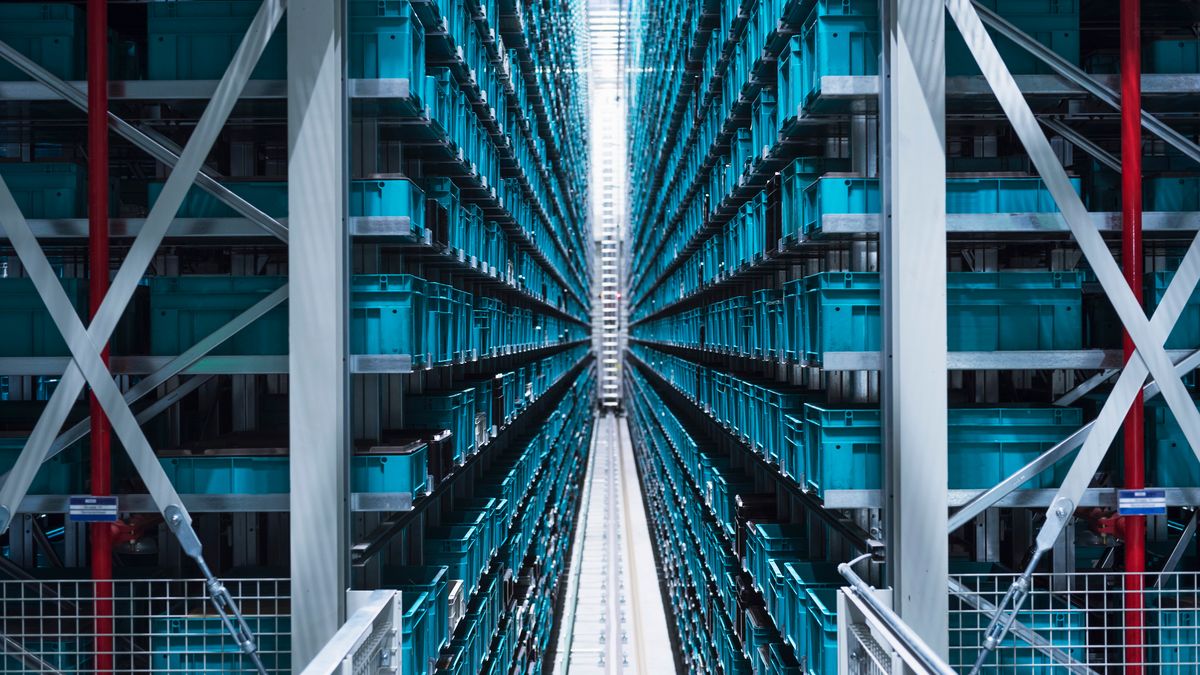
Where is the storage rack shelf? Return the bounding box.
[0,0,593,671]
[624,0,1200,670]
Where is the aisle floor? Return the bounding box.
[553,413,675,674]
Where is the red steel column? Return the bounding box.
[1121,0,1145,670]
[87,0,113,671]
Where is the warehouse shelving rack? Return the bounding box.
[0,0,594,671]
[624,0,1200,672]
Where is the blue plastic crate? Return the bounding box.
[946,0,1079,77]
[1156,602,1200,673]
[349,0,424,83]
[0,4,80,81]
[349,179,426,233]
[0,436,85,494]
[158,452,289,494]
[350,274,427,360]
[351,442,428,495]
[385,565,450,674]
[400,591,433,675]
[1148,39,1200,74]
[150,614,290,674]
[1149,398,1200,488]
[149,276,287,356]
[804,176,1082,235]
[147,0,287,80]
[0,162,85,219]
[803,405,1081,495]
[745,523,807,596]
[0,277,86,357]
[804,587,839,675]
[949,575,1086,671]
[781,561,842,655]
[423,524,483,592]
[406,388,475,462]
[148,180,288,219]
[803,271,1083,364]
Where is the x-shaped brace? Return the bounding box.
[0,0,286,535]
[945,0,1200,669]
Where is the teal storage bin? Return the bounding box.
[946,0,1079,76]
[149,276,287,356]
[157,452,289,494]
[147,0,287,80]
[423,524,482,592]
[796,0,880,111]
[1147,176,1200,213]
[1149,270,1200,351]
[745,522,807,595]
[949,575,1086,671]
[0,162,85,219]
[804,176,1082,235]
[781,561,842,655]
[384,566,449,675]
[351,442,428,495]
[351,274,427,359]
[406,388,476,462]
[804,587,839,675]
[1156,601,1200,673]
[0,277,86,357]
[0,435,84,494]
[149,614,290,674]
[1148,39,1200,74]
[349,0,425,83]
[400,591,433,675]
[946,271,1083,352]
[349,179,426,231]
[803,271,1083,364]
[1149,398,1200,488]
[148,180,288,218]
[0,4,80,81]
[803,405,1082,495]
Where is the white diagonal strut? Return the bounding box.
[945,0,1200,669]
[0,0,287,535]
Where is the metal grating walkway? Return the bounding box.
[553,413,674,674]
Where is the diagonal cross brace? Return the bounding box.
[946,0,1200,475]
[0,179,195,535]
[0,286,286,488]
[946,0,1200,669]
[0,0,286,536]
[0,39,288,242]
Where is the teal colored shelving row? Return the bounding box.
[632,270,1087,363]
[388,365,594,675]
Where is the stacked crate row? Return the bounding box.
[622,0,1200,670]
[390,365,595,674]
[0,0,593,670]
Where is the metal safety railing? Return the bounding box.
[0,577,289,674]
[839,567,1200,673]
[838,561,959,675]
[300,590,401,675]
[953,571,1200,673]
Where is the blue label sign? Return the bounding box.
[1118,489,1166,516]
[68,496,119,522]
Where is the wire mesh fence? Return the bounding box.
[951,571,1200,673]
[0,577,289,673]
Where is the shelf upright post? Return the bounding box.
[880,0,948,658]
[288,0,350,668]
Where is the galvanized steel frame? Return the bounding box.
[880,0,950,657]
[287,0,351,667]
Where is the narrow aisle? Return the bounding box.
[554,413,674,674]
